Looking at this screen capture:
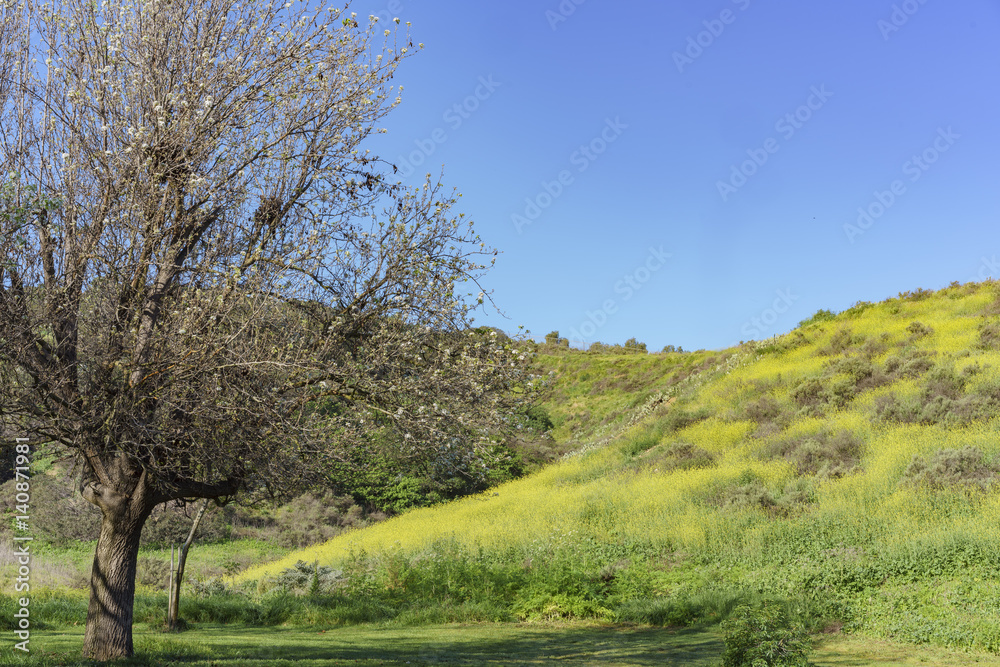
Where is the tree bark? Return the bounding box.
[168,498,209,631]
[81,485,155,660]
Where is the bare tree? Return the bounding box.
[0,0,534,659]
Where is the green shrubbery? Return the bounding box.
[721,601,811,667]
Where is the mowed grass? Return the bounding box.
[6,624,1000,667]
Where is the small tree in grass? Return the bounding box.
[0,0,535,658]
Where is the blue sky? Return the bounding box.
[359,0,1000,352]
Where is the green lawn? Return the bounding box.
[4,624,999,667]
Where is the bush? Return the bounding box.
[721,601,811,667]
[817,327,864,356]
[906,321,934,340]
[633,442,715,475]
[272,560,344,593]
[269,492,369,548]
[766,430,862,478]
[519,404,554,433]
[663,406,712,433]
[978,320,1000,349]
[798,309,836,328]
[661,443,715,471]
[898,287,934,301]
[900,447,999,490]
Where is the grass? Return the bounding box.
[6,624,1000,667]
[226,281,1000,656]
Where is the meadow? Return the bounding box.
[7,281,1000,664]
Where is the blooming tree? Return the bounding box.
[0,0,533,658]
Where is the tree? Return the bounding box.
[0,0,534,659]
[167,498,209,631]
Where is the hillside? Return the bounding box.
[238,281,1000,653]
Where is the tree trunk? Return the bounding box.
[82,492,153,659]
[168,498,209,631]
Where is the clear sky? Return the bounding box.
[359,0,1000,352]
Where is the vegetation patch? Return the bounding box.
[632,442,716,474]
[900,447,1000,490]
[875,364,1000,427]
[710,473,816,517]
[765,430,863,478]
[721,601,811,667]
[817,327,866,356]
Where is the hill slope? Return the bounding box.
[239,281,1000,652]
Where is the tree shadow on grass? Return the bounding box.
[200,624,723,666]
[29,623,724,666]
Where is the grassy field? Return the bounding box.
[5,623,1000,666]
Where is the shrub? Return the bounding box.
[662,443,715,471]
[898,287,934,301]
[721,601,811,667]
[269,492,370,548]
[637,442,715,474]
[715,479,777,514]
[272,560,345,593]
[828,356,888,393]
[817,327,864,356]
[841,300,873,317]
[790,378,825,415]
[978,320,1000,349]
[741,396,784,424]
[905,320,934,340]
[900,447,999,490]
[766,430,863,478]
[798,309,836,328]
[662,406,712,433]
[519,404,554,433]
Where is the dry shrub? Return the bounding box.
[250,492,372,548]
[901,447,999,490]
[712,475,816,517]
[883,350,935,378]
[660,443,715,471]
[817,327,865,356]
[876,370,1000,427]
[905,321,933,340]
[790,378,825,415]
[978,320,1000,349]
[765,430,863,478]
